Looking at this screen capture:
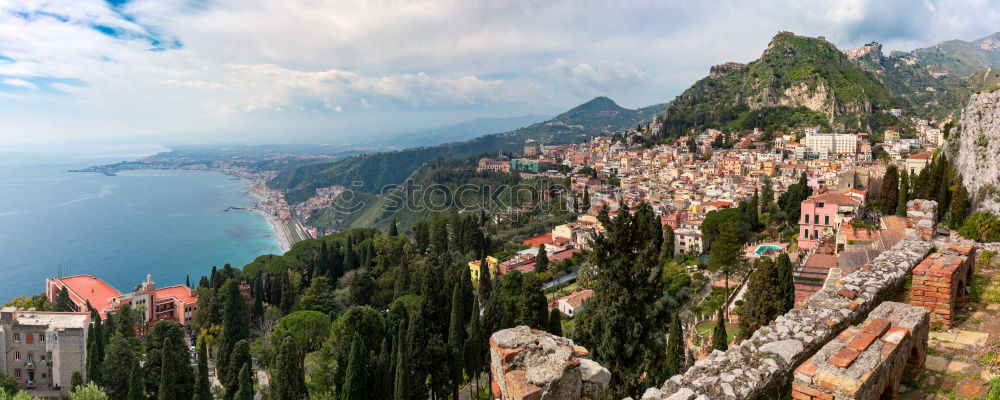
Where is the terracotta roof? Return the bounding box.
[907,151,933,160]
[522,233,552,247]
[562,290,595,309]
[155,285,196,304]
[804,191,861,206]
[803,254,839,269]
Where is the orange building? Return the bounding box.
[45,274,197,326]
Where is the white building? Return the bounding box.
[803,132,858,156]
[674,228,704,255]
[0,308,89,399]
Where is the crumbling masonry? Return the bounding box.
[489,326,610,400]
[910,245,977,325]
[791,302,929,400]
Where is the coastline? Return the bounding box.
[258,209,293,253]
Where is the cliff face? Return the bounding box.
[954,90,1000,213]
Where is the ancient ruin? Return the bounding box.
[905,199,938,241]
[910,245,977,325]
[489,326,610,400]
[791,302,928,400]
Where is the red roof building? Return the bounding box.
[46,274,198,326]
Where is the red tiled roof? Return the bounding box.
[907,151,932,160]
[803,254,839,269]
[522,234,552,247]
[804,191,861,206]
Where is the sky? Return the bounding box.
[2,0,1000,147]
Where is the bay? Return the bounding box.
[0,145,282,299]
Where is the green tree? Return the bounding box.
[127,359,144,400]
[69,383,109,400]
[879,165,900,215]
[348,268,376,306]
[393,323,408,400]
[574,205,668,397]
[217,280,250,382]
[950,182,971,229]
[535,244,549,274]
[464,301,484,397]
[712,308,728,351]
[340,334,366,400]
[193,338,212,400]
[271,336,306,400]
[958,212,1000,242]
[661,225,675,262]
[234,364,254,400]
[738,258,784,341]
[447,287,465,398]
[775,253,795,313]
[548,308,563,336]
[224,340,251,400]
[55,286,73,312]
[70,372,83,392]
[102,334,136,400]
[145,321,194,400]
[517,274,548,329]
[896,170,909,217]
[413,220,430,255]
[389,218,399,236]
[709,221,744,302]
[300,276,340,315]
[760,175,774,211]
[0,373,17,396]
[273,311,332,358]
[664,314,684,376]
[157,337,178,400]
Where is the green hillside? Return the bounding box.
[271,97,662,202]
[659,32,901,137]
[892,32,1000,78]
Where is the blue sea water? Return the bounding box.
[0,145,282,299]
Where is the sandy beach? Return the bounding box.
[259,210,293,253]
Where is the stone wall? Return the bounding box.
[641,237,936,400]
[791,302,928,400]
[489,326,610,400]
[905,200,938,241]
[911,244,977,325]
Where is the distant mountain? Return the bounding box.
[379,114,551,149]
[890,32,1000,78]
[270,96,663,202]
[659,32,901,137]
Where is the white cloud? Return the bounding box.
[2,0,1000,144]
[0,78,35,89]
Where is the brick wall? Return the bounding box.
[910,245,977,325]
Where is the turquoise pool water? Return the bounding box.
[754,245,782,255]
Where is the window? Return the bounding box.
[803,229,808,239]
[814,214,819,224]
[813,229,818,238]
[14,369,20,378]
[817,202,825,208]
[14,352,20,360]
[27,353,34,361]
[13,333,19,343]
[804,214,810,223]
[824,215,829,225]
[39,335,45,343]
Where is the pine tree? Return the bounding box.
[712,308,728,351]
[252,279,264,320]
[217,280,250,383]
[127,358,144,400]
[775,253,795,313]
[86,322,103,385]
[661,224,675,262]
[896,170,910,217]
[194,338,212,400]
[55,286,73,312]
[272,336,306,400]
[664,314,684,377]
[760,175,774,211]
[879,165,900,215]
[548,308,562,336]
[157,337,177,400]
[477,259,493,303]
[950,181,971,229]
[341,334,366,400]
[709,221,744,301]
[224,340,251,400]
[102,334,136,400]
[393,323,408,400]
[233,364,254,400]
[464,301,484,397]
[535,243,549,274]
[389,218,399,236]
[71,372,83,391]
[447,287,465,398]
[145,321,194,400]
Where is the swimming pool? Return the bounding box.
[754,245,783,255]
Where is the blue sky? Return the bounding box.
[1,0,999,146]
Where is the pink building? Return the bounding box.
[46,274,197,326]
[797,191,862,250]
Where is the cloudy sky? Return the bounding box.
[1,0,999,146]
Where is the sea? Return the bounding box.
[0,144,283,300]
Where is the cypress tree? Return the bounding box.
[393,323,408,400]
[272,336,306,400]
[55,286,73,312]
[738,258,784,341]
[224,340,251,400]
[896,170,909,217]
[340,334,365,400]
[535,244,549,274]
[477,259,493,303]
[775,253,795,313]
[879,165,900,215]
[186,275,191,288]
[234,364,254,400]
[405,311,429,398]
[127,358,144,400]
[712,308,728,351]
[252,279,264,320]
[194,338,212,400]
[102,334,135,400]
[664,314,684,377]
[548,308,563,336]
[447,287,465,398]
[86,323,103,385]
[760,175,774,210]
[217,280,250,383]
[464,301,484,397]
[389,218,399,236]
[71,371,83,391]
[661,224,675,262]
[950,181,971,229]
[158,337,177,400]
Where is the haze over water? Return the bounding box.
[0,145,282,299]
